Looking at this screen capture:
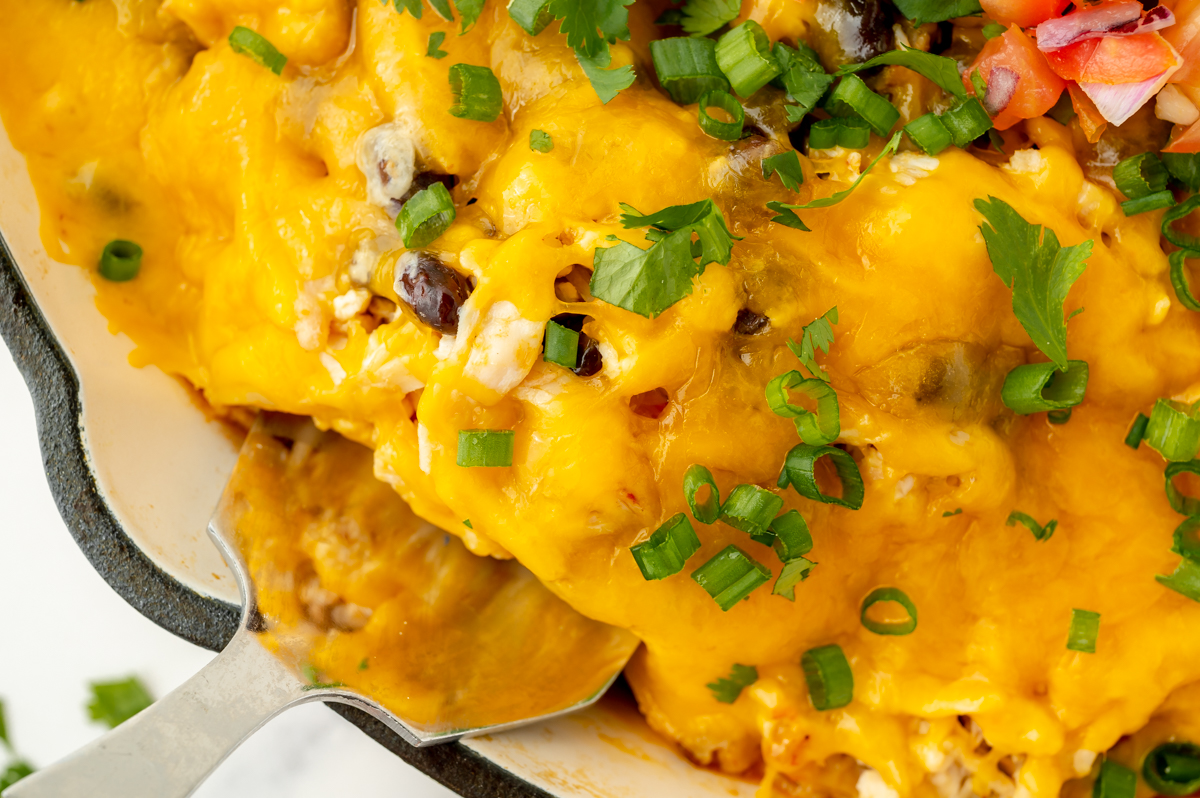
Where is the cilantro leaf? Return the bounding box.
[87,677,154,729]
[762,151,804,192]
[1006,510,1057,541]
[766,201,811,231]
[0,698,8,749]
[619,198,739,266]
[680,0,740,37]
[427,31,449,58]
[428,0,454,20]
[975,197,1090,370]
[786,307,838,381]
[707,663,758,703]
[576,46,636,104]
[547,0,635,59]
[454,0,484,32]
[770,131,902,230]
[837,46,966,99]
[530,129,554,152]
[591,232,701,317]
[0,761,33,791]
[892,0,982,25]
[392,0,423,18]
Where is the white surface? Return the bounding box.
[0,341,455,798]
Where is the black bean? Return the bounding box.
[400,172,458,205]
[810,0,893,70]
[395,252,472,334]
[573,334,603,377]
[734,308,771,335]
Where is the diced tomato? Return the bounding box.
[1066,83,1107,143]
[1165,119,1200,151]
[1044,32,1179,84]
[980,0,1071,28]
[1166,0,1200,86]
[965,26,1067,130]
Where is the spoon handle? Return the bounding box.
[5,628,309,798]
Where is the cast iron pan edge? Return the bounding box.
[0,230,551,798]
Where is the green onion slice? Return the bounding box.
[766,371,840,445]
[1047,408,1072,424]
[691,545,772,611]
[778,443,864,510]
[396,181,456,248]
[1093,759,1137,798]
[650,37,730,105]
[1174,515,1200,563]
[1169,250,1200,312]
[762,151,805,192]
[456,429,515,467]
[1143,743,1200,796]
[1113,152,1168,199]
[684,464,722,524]
[1158,557,1200,601]
[824,75,899,137]
[630,513,703,580]
[1126,412,1150,448]
[860,587,918,636]
[530,129,554,152]
[773,556,816,600]
[801,644,853,711]
[1145,398,1200,462]
[449,63,503,122]
[1166,460,1200,515]
[720,484,785,537]
[1122,190,1174,217]
[905,113,952,155]
[1066,608,1100,653]
[1006,510,1057,541]
[1000,361,1089,415]
[229,26,287,75]
[1163,194,1200,250]
[507,0,554,36]
[809,116,871,150]
[941,97,993,148]
[770,509,813,562]
[714,20,781,98]
[698,89,745,141]
[98,240,143,282]
[707,663,758,704]
[543,320,579,368]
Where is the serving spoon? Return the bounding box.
[7,415,639,798]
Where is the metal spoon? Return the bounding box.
[7,415,639,797]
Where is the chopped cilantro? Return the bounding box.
[786,307,838,381]
[87,677,154,729]
[943,508,963,517]
[576,47,636,104]
[428,0,454,19]
[762,151,805,192]
[838,46,966,99]
[975,197,1091,371]
[427,31,448,59]
[707,663,758,703]
[892,0,983,25]
[680,0,740,37]
[0,761,33,791]
[358,658,370,671]
[0,698,8,749]
[1007,510,1057,542]
[454,0,484,32]
[530,129,554,152]
[547,0,636,59]
[392,0,424,17]
[619,199,738,266]
[463,518,474,528]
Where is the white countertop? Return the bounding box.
[0,340,456,797]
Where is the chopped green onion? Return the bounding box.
[714,21,781,98]
[691,545,772,610]
[1164,153,1200,190]
[98,240,143,282]
[1093,759,1137,798]
[824,75,899,137]
[1122,190,1174,217]
[721,484,784,537]
[1166,460,1200,515]
[1066,608,1100,653]
[630,513,703,580]
[1158,557,1200,601]
[229,26,287,75]
[650,37,730,105]
[1145,398,1200,462]
[427,31,449,59]
[1114,152,1168,199]
[905,113,952,155]
[762,151,805,192]
[969,69,987,99]
[530,129,554,152]
[1174,515,1200,562]
[507,0,554,35]
[1126,412,1150,448]
[773,557,816,600]
[860,587,918,636]
[1144,743,1200,796]
[543,320,579,368]
[1169,250,1200,312]
[698,89,744,140]
[396,182,456,248]
[770,510,813,562]
[941,97,993,147]
[1007,510,1056,541]
[801,644,853,710]
[1047,408,1072,424]
[809,116,871,150]
[707,663,758,703]
[765,371,840,445]
[1000,361,1089,415]
[684,464,722,524]
[982,21,1006,39]
[456,429,514,467]
[449,63,503,122]
[1162,194,1200,250]
[777,443,865,510]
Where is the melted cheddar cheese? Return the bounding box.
[4,1,1200,796]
